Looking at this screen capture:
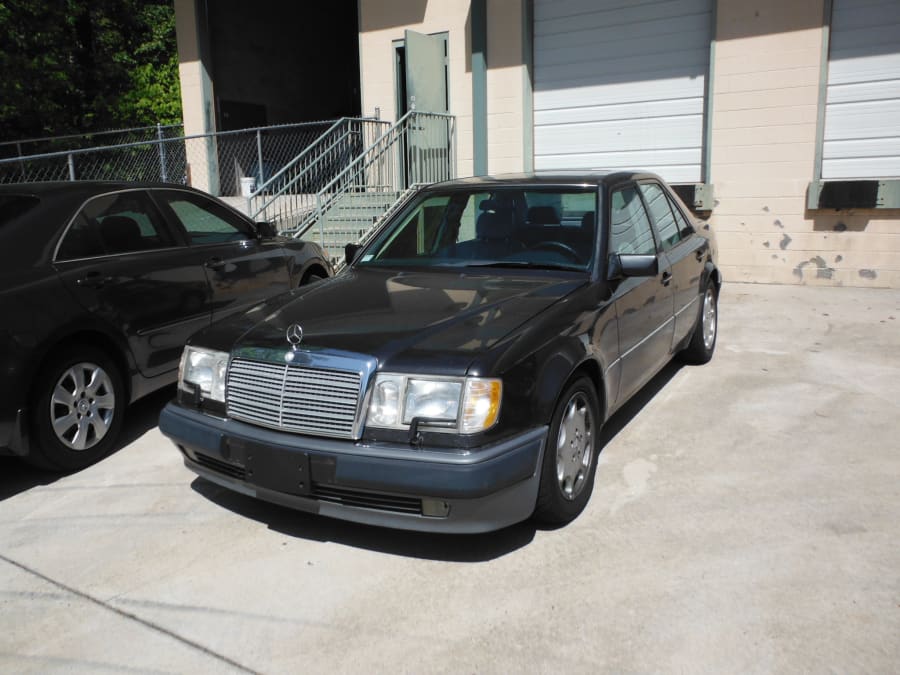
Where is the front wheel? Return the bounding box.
[28,346,126,472]
[533,377,601,525]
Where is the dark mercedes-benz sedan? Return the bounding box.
[0,181,331,471]
[160,173,721,533]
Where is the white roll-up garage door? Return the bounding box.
[533,0,712,183]
[822,0,900,179]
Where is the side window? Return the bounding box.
[638,182,681,250]
[666,193,695,238]
[159,191,252,245]
[57,191,174,260]
[610,187,657,256]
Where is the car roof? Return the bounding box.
[424,171,664,190]
[0,180,199,199]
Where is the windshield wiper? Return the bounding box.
[465,260,584,272]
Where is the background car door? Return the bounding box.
[53,189,212,378]
[152,189,291,322]
[608,185,675,407]
[638,181,706,347]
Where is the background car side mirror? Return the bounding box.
[345,242,362,266]
[255,221,277,239]
[607,253,659,280]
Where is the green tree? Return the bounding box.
[0,0,181,145]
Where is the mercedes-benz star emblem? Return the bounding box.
[286,323,303,350]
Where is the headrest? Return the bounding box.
[581,211,596,230]
[527,206,559,225]
[100,215,143,253]
[476,208,515,241]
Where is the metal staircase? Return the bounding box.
[246,117,389,232]
[252,111,456,266]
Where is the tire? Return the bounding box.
[533,376,601,525]
[678,282,718,365]
[301,272,325,286]
[28,345,126,472]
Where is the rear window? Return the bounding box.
[0,195,40,228]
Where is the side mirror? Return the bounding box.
[607,253,659,280]
[255,221,277,238]
[345,242,362,266]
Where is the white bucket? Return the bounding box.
[240,176,256,197]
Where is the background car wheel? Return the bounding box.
[533,376,601,526]
[679,282,718,364]
[28,345,126,472]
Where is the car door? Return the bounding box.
[638,181,706,347]
[151,189,292,322]
[53,189,213,378]
[608,184,675,407]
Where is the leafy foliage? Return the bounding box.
[0,0,182,143]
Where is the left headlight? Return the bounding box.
[366,374,501,434]
[178,346,229,403]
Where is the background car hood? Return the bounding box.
[226,267,586,374]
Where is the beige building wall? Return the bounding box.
[359,0,475,177]
[359,0,529,178]
[709,0,900,288]
[485,0,527,174]
[173,0,219,194]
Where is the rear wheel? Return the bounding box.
[28,346,125,472]
[679,283,718,364]
[534,377,601,525]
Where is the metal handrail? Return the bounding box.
[292,111,456,241]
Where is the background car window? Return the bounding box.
[0,195,40,228]
[610,187,657,255]
[57,191,174,260]
[638,182,681,250]
[666,194,695,238]
[162,192,252,244]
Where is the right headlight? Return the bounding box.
[366,374,501,434]
[178,346,229,403]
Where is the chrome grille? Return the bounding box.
[227,358,362,438]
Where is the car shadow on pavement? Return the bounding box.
[187,361,686,560]
[0,385,176,502]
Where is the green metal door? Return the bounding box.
[404,30,446,114]
[403,30,450,185]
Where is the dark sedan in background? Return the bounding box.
[0,181,331,471]
[160,172,721,533]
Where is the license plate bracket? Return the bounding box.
[244,443,312,497]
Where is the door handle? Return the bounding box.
[76,272,112,289]
[204,257,225,270]
[661,271,673,287]
[695,250,705,262]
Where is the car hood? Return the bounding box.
[216,267,587,375]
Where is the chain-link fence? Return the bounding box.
[0,121,360,198]
[0,124,184,161]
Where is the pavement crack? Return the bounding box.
[0,553,260,675]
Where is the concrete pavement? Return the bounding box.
[1,282,898,673]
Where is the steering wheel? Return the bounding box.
[527,241,583,263]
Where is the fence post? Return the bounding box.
[256,129,264,186]
[67,153,75,181]
[157,123,168,182]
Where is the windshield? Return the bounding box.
[358,187,598,272]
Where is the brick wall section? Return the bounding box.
[709,0,900,287]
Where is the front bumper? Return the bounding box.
[159,403,547,534]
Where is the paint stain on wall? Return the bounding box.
[763,241,770,248]
[834,223,847,232]
[780,234,792,250]
[773,219,783,228]
[859,269,877,279]
[794,256,836,280]
[835,255,843,263]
